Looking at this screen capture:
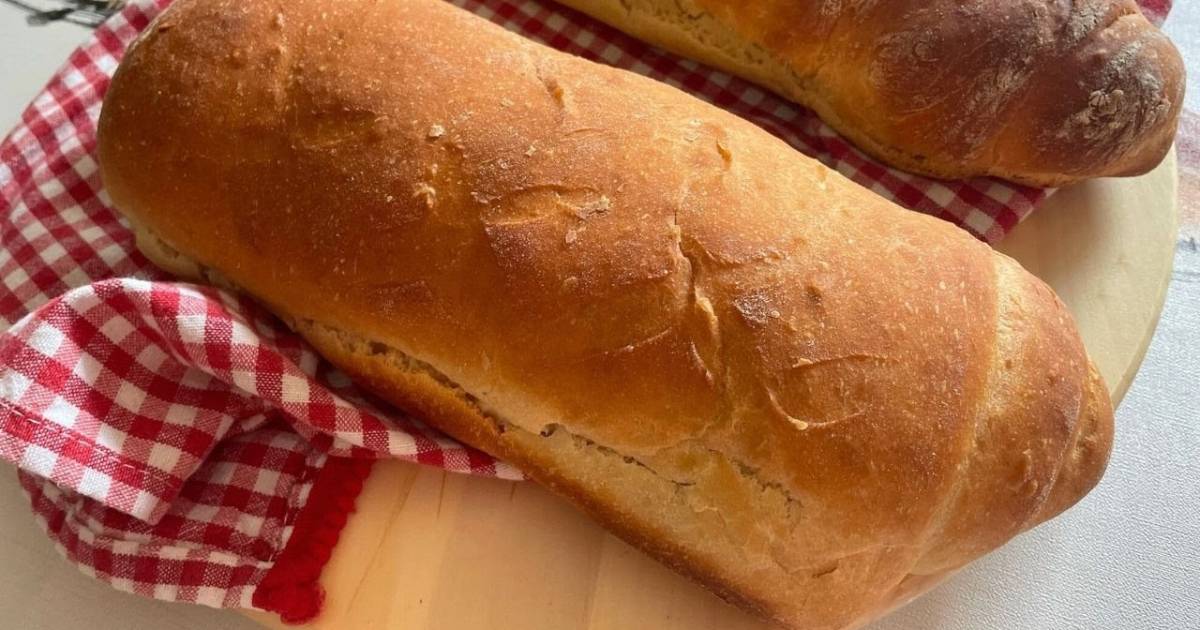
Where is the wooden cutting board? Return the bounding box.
[247,151,1179,630]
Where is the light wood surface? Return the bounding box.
[245,152,1179,630]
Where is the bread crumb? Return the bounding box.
[716,139,732,164]
[470,191,497,205]
[734,291,775,325]
[412,183,436,208]
[525,145,537,157]
[427,124,445,139]
[543,78,565,105]
[573,195,611,220]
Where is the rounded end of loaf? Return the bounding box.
[908,255,1115,576]
[1029,361,1114,525]
[989,3,1185,185]
[860,0,1185,186]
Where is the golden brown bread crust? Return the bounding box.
[99,0,1114,627]
[554,0,1185,186]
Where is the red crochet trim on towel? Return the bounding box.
[252,457,375,624]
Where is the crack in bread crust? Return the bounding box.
[135,223,921,626]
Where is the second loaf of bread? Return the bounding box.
[97,0,1115,627]
[556,0,1185,186]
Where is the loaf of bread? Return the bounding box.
[97,0,1114,627]
[554,0,1184,186]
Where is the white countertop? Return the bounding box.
[2,3,1198,629]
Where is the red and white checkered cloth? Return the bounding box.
[0,0,1174,623]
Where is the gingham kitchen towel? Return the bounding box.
[0,0,1174,623]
